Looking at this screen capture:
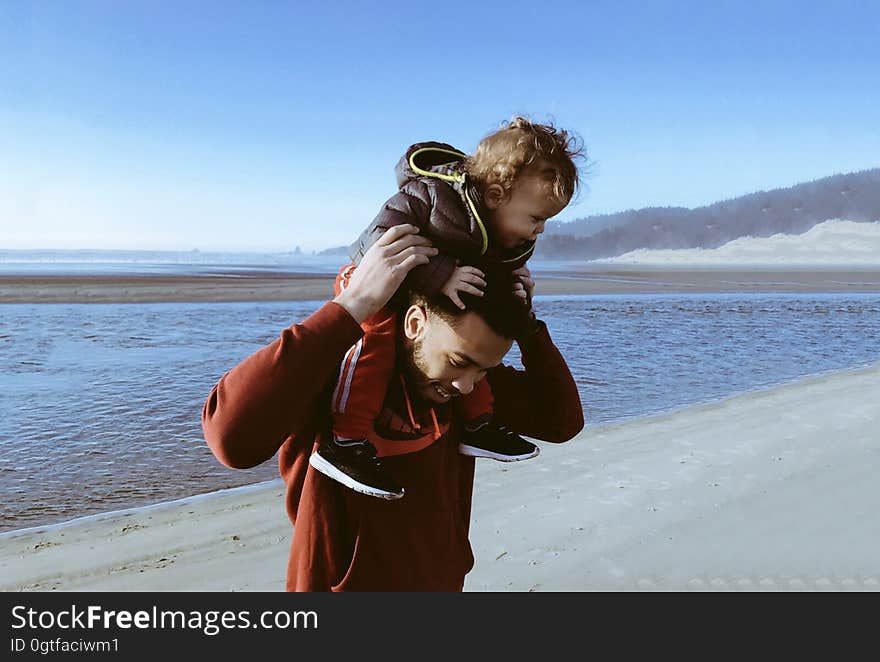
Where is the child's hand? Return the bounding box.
[511,265,535,302]
[441,265,486,310]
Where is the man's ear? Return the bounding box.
[483,183,507,210]
[403,305,427,341]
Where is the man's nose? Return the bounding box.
[451,375,475,395]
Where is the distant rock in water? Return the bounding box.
[538,168,880,260]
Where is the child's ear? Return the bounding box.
[483,184,507,210]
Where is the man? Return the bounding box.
[201,224,583,591]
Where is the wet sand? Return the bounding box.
[2,267,880,304]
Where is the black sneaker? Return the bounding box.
[459,421,540,461]
[309,437,405,500]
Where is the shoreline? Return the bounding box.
[5,359,877,538]
[2,268,880,303]
[0,480,283,541]
[3,359,877,538]
[3,360,878,591]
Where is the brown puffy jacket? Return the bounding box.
[348,142,536,296]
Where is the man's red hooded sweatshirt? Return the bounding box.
[202,301,583,591]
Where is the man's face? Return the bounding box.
[400,306,514,404]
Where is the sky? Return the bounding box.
[2,0,879,252]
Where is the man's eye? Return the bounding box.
[449,359,466,368]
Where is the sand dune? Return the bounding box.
[600,220,880,266]
[2,361,878,592]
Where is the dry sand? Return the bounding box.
[2,267,880,304]
[2,361,878,592]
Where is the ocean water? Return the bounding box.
[0,249,573,277]
[1,293,879,533]
[0,249,345,276]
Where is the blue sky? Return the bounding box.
[2,0,878,251]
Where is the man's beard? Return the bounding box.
[398,335,447,405]
[399,335,427,394]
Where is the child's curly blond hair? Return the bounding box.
[465,117,585,202]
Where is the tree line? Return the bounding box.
[538,168,880,260]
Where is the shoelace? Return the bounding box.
[491,423,517,438]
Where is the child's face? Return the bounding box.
[484,174,568,250]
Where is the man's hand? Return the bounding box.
[511,265,535,302]
[441,265,487,310]
[334,225,437,323]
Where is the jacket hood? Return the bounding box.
[395,142,467,189]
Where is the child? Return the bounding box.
[309,117,583,499]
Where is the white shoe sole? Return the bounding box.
[308,452,405,500]
[458,444,540,462]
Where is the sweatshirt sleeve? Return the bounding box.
[486,320,585,443]
[201,301,364,469]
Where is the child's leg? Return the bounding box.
[311,265,404,499]
[332,263,398,440]
[455,378,494,428]
[457,378,539,462]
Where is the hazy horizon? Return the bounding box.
[3,220,879,269]
[5,167,877,255]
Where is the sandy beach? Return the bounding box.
[2,361,878,592]
[3,267,880,303]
